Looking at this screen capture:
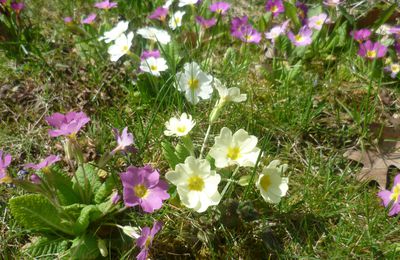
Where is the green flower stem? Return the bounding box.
[199,123,212,159]
[98,152,113,169]
[220,166,240,199]
[127,51,141,63]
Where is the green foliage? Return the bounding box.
[25,237,69,259]
[162,140,180,168]
[74,205,103,235]
[48,168,80,205]
[284,2,301,30]
[73,163,102,203]
[70,234,100,260]
[94,175,117,204]
[9,194,75,236]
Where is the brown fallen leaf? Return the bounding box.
[345,124,400,188]
[344,147,400,188]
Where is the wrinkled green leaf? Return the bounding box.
[73,164,102,203]
[94,176,117,204]
[47,168,80,205]
[73,205,103,235]
[70,234,100,260]
[25,236,69,259]
[284,2,300,29]
[9,194,74,236]
[175,143,191,162]
[162,141,180,168]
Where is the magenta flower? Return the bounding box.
[0,0,7,5]
[395,41,400,55]
[378,174,400,216]
[111,190,121,204]
[11,1,24,12]
[46,111,90,138]
[136,221,162,260]
[323,0,341,7]
[209,2,230,15]
[265,0,284,17]
[149,7,168,21]
[0,150,12,182]
[230,16,261,44]
[195,16,217,29]
[388,26,400,36]
[288,26,313,46]
[120,165,169,213]
[265,20,289,42]
[296,1,308,24]
[30,174,42,184]
[350,29,371,42]
[24,155,60,170]
[307,13,328,31]
[140,50,161,60]
[94,0,117,9]
[64,17,73,24]
[358,40,387,59]
[239,26,262,44]
[111,127,136,154]
[81,13,97,24]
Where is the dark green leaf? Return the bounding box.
[9,194,74,236]
[162,141,180,168]
[284,2,301,29]
[25,236,69,259]
[70,234,100,260]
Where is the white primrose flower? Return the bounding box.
[163,0,174,9]
[107,32,134,62]
[164,113,195,137]
[175,62,213,104]
[99,21,129,43]
[169,10,185,30]
[137,27,171,44]
[165,156,221,213]
[209,127,261,168]
[214,79,247,103]
[140,57,168,77]
[256,160,289,204]
[178,0,198,7]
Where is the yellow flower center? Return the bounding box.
[177,125,187,133]
[295,34,303,42]
[271,5,278,13]
[145,236,152,247]
[0,174,12,184]
[42,167,51,175]
[245,34,253,41]
[316,20,323,26]
[260,175,272,191]
[366,50,376,58]
[390,184,400,202]
[133,184,149,198]
[188,78,199,90]
[216,8,223,13]
[187,175,205,191]
[150,65,158,71]
[227,146,241,160]
[122,45,129,52]
[391,64,400,73]
[67,133,77,140]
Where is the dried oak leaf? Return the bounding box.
[344,140,400,188]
